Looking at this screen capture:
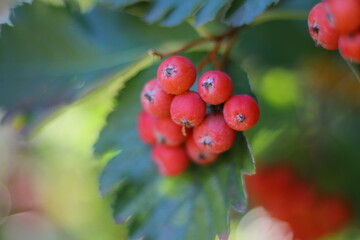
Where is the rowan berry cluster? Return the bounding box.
[138,56,260,177]
[246,165,352,240]
[308,0,360,63]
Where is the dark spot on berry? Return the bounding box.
[202,78,214,90]
[144,92,153,102]
[164,65,176,77]
[312,24,320,34]
[198,153,206,160]
[202,136,213,146]
[156,134,166,144]
[181,119,192,127]
[236,114,246,123]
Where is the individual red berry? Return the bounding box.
[152,145,190,176]
[308,1,339,50]
[223,94,260,131]
[246,166,297,218]
[157,56,196,95]
[185,134,219,165]
[197,70,234,105]
[170,91,206,127]
[327,0,360,34]
[141,79,174,118]
[316,196,352,235]
[193,113,236,153]
[282,181,317,223]
[154,118,187,146]
[137,111,156,145]
[339,33,360,63]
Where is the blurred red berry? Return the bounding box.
[339,33,360,63]
[137,111,156,145]
[155,118,187,146]
[152,145,190,176]
[186,134,219,165]
[327,0,360,34]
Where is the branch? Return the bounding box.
[148,38,208,58]
[149,27,241,71]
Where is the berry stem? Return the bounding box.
[345,60,360,83]
[219,29,239,71]
[181,125,187,137]
[148,28,240,72]
[148,38,208,57]
[211,40,222,70]
[252,10,308,25]
[197,40,222,72]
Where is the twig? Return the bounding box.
[345,60,360,83]
[197,39,224,72]
[149,27,241,72]
[197,52,213,73]
[219,30,239,71]
[148,38,208,58]
[210,40,222,70]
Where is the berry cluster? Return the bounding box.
[246,165,352,240]
[308,0,360,63]
[138,56,260,177]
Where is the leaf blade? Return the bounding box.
[0,1,198,128]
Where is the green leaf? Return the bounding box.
[0,0,32,25]
[225,0,279,26]
[194,0,230,26]
[95,52,256,240]
[103,0,279,27]
[0,1,198,129]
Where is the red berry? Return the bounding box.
[197,70,234,105]
[327,0,360,34]
[283,181,317,221]
[152,145,189,176]
[170,91,206,127]
[193,113,236,153]
[154,118,187,146]
[223,95,260,131]
[137,111,156,145]
[186,134,219,165]
[141,79,174,118]
[157,56,196,95]
[308,1,339,50]
[339,33,360,63]
[317,196,351,233]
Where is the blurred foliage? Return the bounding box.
[242,33,360,222]
[0,1,198,132]
[0,67,127,239]
[27,73,125,240]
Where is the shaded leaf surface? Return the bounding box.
[105,0,279,26]
[95,52,255,239]
[225,0,279,26]
[0,1,197,128]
